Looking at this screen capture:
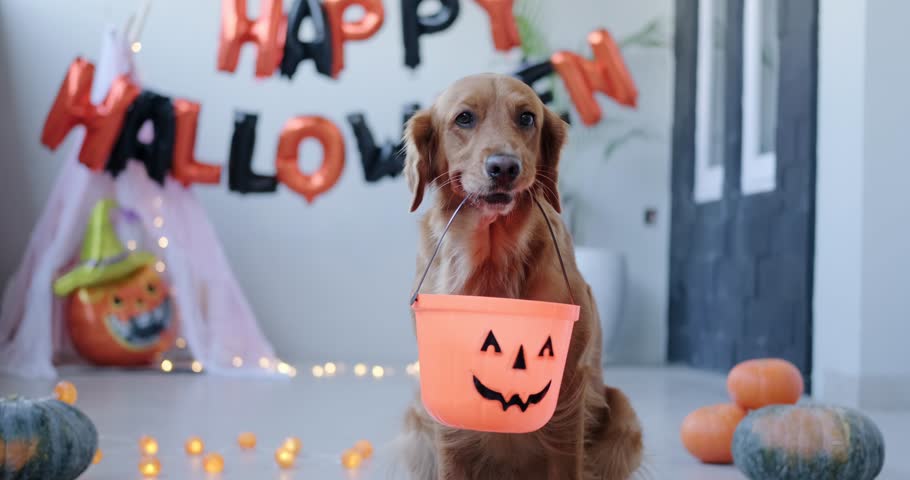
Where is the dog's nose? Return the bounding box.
[485,154,521,185]
[512,345,527,370]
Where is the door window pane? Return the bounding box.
[759,0,779,154]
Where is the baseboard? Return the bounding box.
[817,370,910,410]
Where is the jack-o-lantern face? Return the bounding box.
[472,330,555,412]
[414,294,578,433]
[67,265,177,366]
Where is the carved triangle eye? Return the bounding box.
[481,331,502,353]
[538,336,554,357]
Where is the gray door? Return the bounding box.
[668,0,818,383]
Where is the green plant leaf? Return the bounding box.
[603,128,656,159]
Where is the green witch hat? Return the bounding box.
[53,200,156,296]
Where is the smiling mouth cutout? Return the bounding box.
[104,297,172,350]
[473,376,552,412]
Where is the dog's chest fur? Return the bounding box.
[421,205,540,299]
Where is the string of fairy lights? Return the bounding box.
[53,381,378,476]
[122,193,421,381]
[157,341,421,382]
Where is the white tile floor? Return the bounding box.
[1,366,907,479]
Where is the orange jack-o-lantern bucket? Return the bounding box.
[411,197,580,433]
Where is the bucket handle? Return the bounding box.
[410,196,575,305]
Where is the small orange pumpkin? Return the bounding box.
[680,403,747,464]
[727,358,804,410]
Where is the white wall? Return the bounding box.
[0,0,673,364]
[815,0,910,409]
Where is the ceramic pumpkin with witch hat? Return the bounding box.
[54,200,176,366]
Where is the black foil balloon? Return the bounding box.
[402,0,460,69]
[228,112,278,193]
[106,90,175,185]
[513,60,572,125]
[514,60,556,104]
[347,102,420,182]
[281,0,334,79]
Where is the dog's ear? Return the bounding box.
[538,107,568,213]
[404,109,435,212]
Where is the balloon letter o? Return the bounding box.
[276,116,346,203]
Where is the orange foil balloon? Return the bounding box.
[171,99,222,187]
[275,116,345,204]
[551,29,638,126]
[474,0,521,51]
[41,58,141,171]
[217,0,287,77]
[323,0,385,78]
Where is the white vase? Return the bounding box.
[573,246,626,364]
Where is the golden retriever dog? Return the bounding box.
[398,73,643,479]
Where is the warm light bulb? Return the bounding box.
[153,216,164,228]
[138,456,160,476]
[140,436,159,456]
[155,261,166,273]
[127,240,138,251]
[158,237,169,248]
[160,359,173,372]
[232,356,244,367]
[131,41,142,53]
[288,366,298,377]
[185,437,204,456]
[191,361,203,373]
[175,337,187,349]
[53,381,78,405]
[282,437,302,455]
[237,432,257,450]
[341,449,363,469]
[312,365,325,377]
[203,453,224,473]
[259,357,270,368]
[275,447,295,469]
[353,439,373,459]
[372,366,385,378]
[324,362,337,375]
[353,363,367,377]
[277,362,291,374]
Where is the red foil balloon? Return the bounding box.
[41,58,141,171]
[474,0,520,51]
[551,29,637,126]
[171,99,222,187]
[217,0,287,78]
[323,0,385,78]
[275,116,345,203]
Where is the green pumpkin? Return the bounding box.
[0,395,98,480]
[732,404,885,480]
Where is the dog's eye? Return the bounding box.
[518,112,535,128]
[112,296,123,307]
[538,336,554,357]
[481,331,502,353]
[455,111,475,128]
[146,283,157,294]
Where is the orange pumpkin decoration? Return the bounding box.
[727,358,804,410]
[67,265,176,365]
[680,403,747,464]
[55,201,176,366]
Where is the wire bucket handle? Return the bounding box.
[410,196,575,306]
